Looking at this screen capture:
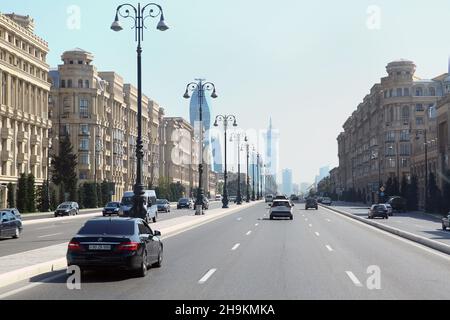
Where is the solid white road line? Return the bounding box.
[231,243,240,251]
[38,233,62,239]
[346,271,363,287]
[199,269,217,284]
[326,245,334,252]
[246,231,252,236]
[0,272,66,300]
[315,232,320,237]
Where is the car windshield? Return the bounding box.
[272,201,290,207]
[121,197,133,206]
[179,198,189,202]
[58,205,70,209]
[78,220,135,235]
[157,200,166,204]
[106,202,119,208]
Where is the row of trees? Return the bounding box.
[154,177,186,202]
[338,171,450,214]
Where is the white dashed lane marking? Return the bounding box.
[346,271,363,287]
[231,243,240,251]
[199,269,217,284]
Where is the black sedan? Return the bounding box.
[0,210,22,239]
[156,199,171,213]
[102,202,121,216]
[67,218,163,277]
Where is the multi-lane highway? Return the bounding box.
[3,202,450,300]
[0,202,223,257]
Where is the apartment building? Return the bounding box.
[337,59,448,206]
[0,13,51,207]
[49,48,162,201]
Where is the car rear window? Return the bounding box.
[78,220,135,235]
[272,201,290,207]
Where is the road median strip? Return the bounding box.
[0,201,261,291]
[321,205,450,256]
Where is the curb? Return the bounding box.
[321,205,450,255]
[0,201,262,291]
[0,258,67,290]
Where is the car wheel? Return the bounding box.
[290,215,293,220]
[12,227,20,239]
[54,214,58,218]
[152,247,163,268]
[152,215,157,223]
[270,215,274,220]
[136,251,148,277]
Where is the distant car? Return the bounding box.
[387,196,407,212]
[269,200,294,220]
[317,197,323,204]
[265,194,274,203]
[54,202,79,217]
[290,195,299,202]
[215,195,222,201]
[305,198,318,210]
[102,202,121,216]
[322,197,332,205]
[67,217,163,277]
[156,199,171,213]
[442,213,450,230]
[202,196,210,210]
[368,204,389,219]
[384,203,393,216]
[0,210,22,239]
[275,195,289,200]
[229,196,237,203]
[177,198,193,209]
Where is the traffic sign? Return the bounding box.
[380,186,385,192]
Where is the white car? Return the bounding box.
[322,197,332,205]
[269,199,294,220]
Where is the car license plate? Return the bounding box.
[89,245,111,251]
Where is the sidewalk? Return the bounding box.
[0,201,261,289]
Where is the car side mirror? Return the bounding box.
[154,230,161,237]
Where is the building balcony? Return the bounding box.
[1,128,13,139]
[17,132,29,142]
[105,135,111,142]
[30,155,41,165]
[123,168,128,174]
[17,153,28,163]
[78,163,91,170]
[30,135,42,146]
[1,150,12,162]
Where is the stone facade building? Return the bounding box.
[49,48,162,201]
[0,13,51,207]
[336,59,449,207]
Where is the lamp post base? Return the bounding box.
[195,205,203,216]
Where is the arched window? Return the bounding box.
[429,87,436,96]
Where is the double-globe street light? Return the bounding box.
[243,137,251,203]
[251,147,256,201]
[183,80,218,215]
[111,2,169,220]
[214,115,238,208]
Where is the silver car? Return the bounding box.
[269,200,294,220]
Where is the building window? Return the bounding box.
[69,60,74,64]
[67,79,72,88]
[404,88,410,96]
[401,158,409,168]
[80,138,89,151]
[389,89,393,97]
[78,60,83,65]
[401,106,410,121]
[78,79,83,88]
[386,145,395,156]
[415,87,423,96]
[396,88,402,97]
[79,172,88,180]
[80,154,90,165]
[416,104,424,112]
[85,80,89,89]
[60,124,70,136]
[429,87,436,96]
[400,129,410,141]
[80,124,89,135]
[400,144,411,156]
[79,99,89,118]
[387,158,396,168]
[416,117,424,125]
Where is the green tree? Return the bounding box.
[16,173,28,213]
[7,183,15,208]
[385,177,395,197]
[82,183,98,209]
[400,176,409,200]
[101,181,110,205]
[26,174,36,213]
[51,135,78,202]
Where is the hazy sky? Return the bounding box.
[3,0,450,184]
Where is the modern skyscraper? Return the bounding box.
[265,117,280,183]
[282,169,293,195]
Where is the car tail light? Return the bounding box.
[116,242,140,252]
[68,241,82,252]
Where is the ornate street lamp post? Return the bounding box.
[214,115,237,208]
[244,137,250,203]
[230,131,245,205]
[251,147,256,201]
[111,2,168,220]
[256,152,261,200]
[183,80,218,215]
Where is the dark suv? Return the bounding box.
[305,198,318,210]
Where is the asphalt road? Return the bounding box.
[0,202,223,257]
[3,203,450,300]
